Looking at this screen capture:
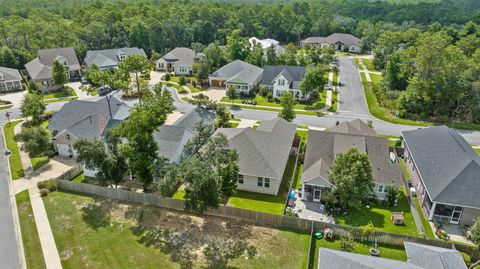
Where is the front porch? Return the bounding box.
[301,184,330,203]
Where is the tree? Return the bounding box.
[279,91,296,122]
[246,41,263,67]
[203,238,256,269]
[181,123,213,160]
[468,218,480,248]
[195,62,209,86]
[215,104,230,128]
[85,63,102,86]
[113,88,174,192]
[52,60,68,86]
[385,186,399,207]
[203,43,227,70]
[154,159,178,197]
[118,55,152,105]
[226,86,238,105]
[74,133,128,188]
[15,127,52,157]
[21,93,46,124]
[0,46,18,68]
[226,29,249,61]
[300,65,328,102]
[265,45,277,65]
[329,147,374,210]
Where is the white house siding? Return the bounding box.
[374,183,396,200]
[0,80,23,92]
[83,166,97,177]
[156,59,167,71]
[237,174,279,195]
[226,83,250,94]
[273,74,291,98]
[174,65,191,75]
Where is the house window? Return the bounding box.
[238,174,244,184]
[118,53,126,60]
[0,75,4,81]
[264,178,270,188]
[278,79,285,86]
[377,185,384,193]
[179,66,187,73]
[66,134,70,140]
[257,177,263,187]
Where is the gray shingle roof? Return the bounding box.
[215,117,296,179]
[157,47,200,67]
[402,126,480,207]
[49,97,129,136]
[302,119,403,187]
[404,242,467,269]
[330,119,376,136]
[84,47,147,69]
[317,248,423,269]
[25,47,80,80]
[302,33,361,46]
[0,66,22,81]
[153,107,215,163]
[66,112,108,140]
[261,65,306,89]
[209,60,263,85]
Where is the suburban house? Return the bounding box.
[402,126,480,226]
[155,47,201,75]
[25,47,81,89]
[317,241,467,269]
[300,33,362,53]
[248,37,285,54]
[0,66,23,92]
[208,59,263,94]
[214,117,296,195]
[261,65,307,100]
[301,119,403,202]
[84,47,147,70]
[153,107,215,164]
[48,97,130,160]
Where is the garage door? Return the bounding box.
[210,79,220,87]
[57,144,72,157]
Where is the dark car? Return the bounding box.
[80,76,88,84]
[98,86,112,96]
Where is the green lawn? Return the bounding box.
[475,147,480,155]
[222,94,326,111]
[44,96,78,103]
[172,189,186,200]
[31,156,49,170]
[230,122,239,128]
[335,189,418,236]
[361,58,381,72]
[71,172,85,183]
[161,82,186,93]
[310,236,407,269]
[228,156,297,215]
[43,191,310,269]
[4,121,24,179]
[16,190,46,269]
[328,91,338,112]
[0,104,13,110]
[333,71,339,87]
[169,76,205,93]
[223,103,322,116]
[361,73,430,127]
[42,87,77,99]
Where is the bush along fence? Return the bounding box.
[55,177,480,260]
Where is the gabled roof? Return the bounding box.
[84,47,147,68]
[64,112,108,140]
[157,47,200,67]
[261,65,306,89]
[25,47,80,80]
[317,248,423,269]
[402,126,480,207]
[302,119,403,187]
[404,242,467,269]
[0,66,22,81]
[153,107,215,163]
[302,33,361,46]
[209,60,263,86]
[215,118,296,179]
[49,97,130,135]
[248,37,285,54]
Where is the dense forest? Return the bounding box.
[0,0,480,124]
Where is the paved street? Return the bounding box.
[0,127,22,269]
[337,56,370,116]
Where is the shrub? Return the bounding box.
[340,235,356,252]
[38,179,57,192]
[163,73,171,81]
[37,181,47,189]
[461,252,472,267]
[266,92,273,102]
[386,187,399,207]
[40,188,49,197]
[179,75,188,86]
[285,208,297,217]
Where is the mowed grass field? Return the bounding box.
[43,191,311,269]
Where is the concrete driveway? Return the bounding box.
[66,82,91,100]
[149,71,166,86]
[0,90,27,108]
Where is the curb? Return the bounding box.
[1,123,27,269]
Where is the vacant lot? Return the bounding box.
[43,191,310,269]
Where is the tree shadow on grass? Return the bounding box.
[81,203,111,229]
[336,209,386,228]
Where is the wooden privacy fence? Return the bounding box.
[55,179,480,260]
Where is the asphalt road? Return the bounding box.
[0,125,21,269]
[337,56,371,116]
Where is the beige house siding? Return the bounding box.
[237,174,279,195]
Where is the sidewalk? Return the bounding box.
[13,120,32,175]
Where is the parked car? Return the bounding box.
[98,86,112,96]
[80,76,88,84]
